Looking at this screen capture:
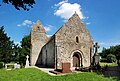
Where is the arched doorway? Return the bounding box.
[73,54,80,67]
[72,52,82,69]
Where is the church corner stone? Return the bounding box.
[30,12,95,71]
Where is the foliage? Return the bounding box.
[0,26,30,66]
[101,47,110,58]
[11,44,20,62]
[0,62,4,68]
[0,26,14,63]
[100,62,118,67]
[100,58,107,62]
[101,45,120,65]
[107,54,116,63]
[9,35,31,66]
[1,0,35,11]
[0,68,117,81]
[19,35,30,66]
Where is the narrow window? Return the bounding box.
[76,36,79,43]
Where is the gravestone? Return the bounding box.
[5,63,20,70]
[5,64,14,70]
[14,63,20,69]
[62,62,71,73]
[25,55,30,68]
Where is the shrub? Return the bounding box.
[107,54,116,63]
[0,62,4,68]
[100,58,107,62]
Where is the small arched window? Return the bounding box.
[76,36,79,43]
[37,26,40,30]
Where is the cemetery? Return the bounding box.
[0,0,120,81]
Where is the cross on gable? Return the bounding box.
[94,42,100,48]
[94,42,100,55]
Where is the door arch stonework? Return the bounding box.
[70,50,84,70]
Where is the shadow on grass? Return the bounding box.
[36,64,120,80]
[98,66,120,81]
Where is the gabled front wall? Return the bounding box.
[55,14,94,69]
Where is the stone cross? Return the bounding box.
[94,42,100,55]
[25,55,29,68]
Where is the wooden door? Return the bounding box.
[73,54,80,67]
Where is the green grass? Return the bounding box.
[100,62,118,67]
[0,68,118,81]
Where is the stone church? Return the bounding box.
[30,12,94,70]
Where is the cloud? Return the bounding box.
[54,0,85,20]
[44,24,54,32]
[86,17,89,19]
[44,27,51,31]
[17,20,34,27]
[47,35,52,37]
[54,0,68,6]
[99,42,120,46]
[17,24,21,27]
[95,42,120,52]
[23,20,32,25]
[99,42,120,52]
[86,22,91,25]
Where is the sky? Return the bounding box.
[0,0,120,52]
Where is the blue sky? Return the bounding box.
[0,0,120,52]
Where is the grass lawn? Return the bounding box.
[100,62,118,67]
[0,68,118,81]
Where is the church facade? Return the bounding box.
[30,12,94,70]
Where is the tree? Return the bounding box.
[0,26,31,65]
[107,54,116,63]
[0,0,35,11]
[110,46,116,54]
[19,35,30,66]
[12,44,20,62]
[102,47,110,58]
[114,45,120,65]
[0,26,14,63]
[101,45,120,65]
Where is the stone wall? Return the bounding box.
[41,36,55,67]
[31,20,47,66]
[55,13,94,69]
